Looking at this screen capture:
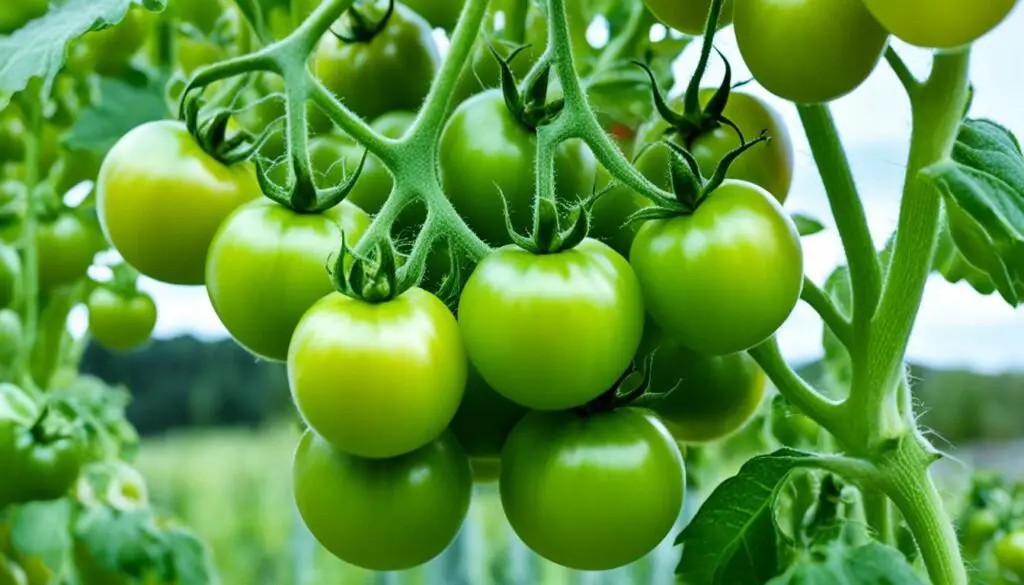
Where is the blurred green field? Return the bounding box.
[134,422,685,585]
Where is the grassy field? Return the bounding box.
[134,422,687,585]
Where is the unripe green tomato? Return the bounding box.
[176,37,227,78]
[448,364,528,462]
[995,531,1024,578]
[69,7,152,76]
[961,508,1000,555]
[293,430,472,571]
[0,309,22,367]
[87,288,157,352]
[36,214,101,291]
[206,199,371,362]
[642,0,734,35]
[314,4,440,120]
[861,0,1018,49]
[0,246,21,310]
[403,0,466,30]
[772,409,819,448]
[170,0,226,35]
[590,165,652,258]
[0,0,47,34]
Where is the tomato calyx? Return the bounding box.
[256,147,368,213]
[492,44,564,131]
[578,351,678,416]
[502,194,590,255]
[330,236,407,303]
[329,0,395,44]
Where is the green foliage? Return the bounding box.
[64,74,170,153]
[768,542,926,585]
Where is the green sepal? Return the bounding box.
[433,240,464,312]
[329,234,405,304]
[694,130,770,205]
[490,42,529,121]
[664,141,703,210]
[330,0,395,44]
[633,60,699,137]
[489,45,561,130]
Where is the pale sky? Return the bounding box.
[93,7,1024,374]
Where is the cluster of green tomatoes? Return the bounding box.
[80,0,1021,575]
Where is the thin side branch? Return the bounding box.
[801,276,853,348]
[885,47,921,100]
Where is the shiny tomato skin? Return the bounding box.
[206,199,371,362]
[996,531,1024,578]
[87,288,157,352]
[439,89,596,245]
[635,90,794,203]
[733,0,889,104]
[590,166,653,257]
[448,364,528,461]
[642,0,734,35]
[862,0,1018,48]
[314,4,440,120]
[643,328,767,442]
[288,288,467,458]
[96,120,261,286]
[403,0,466,30]
[37,214,102,291]
[293,430,472,571]
[458,239,645,411]
[630,180,803,355]
[500,408,685,571]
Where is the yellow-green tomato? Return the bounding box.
[630,180,803,355]
[458,239,645,411]
[862,0,1018,49]
[314,4,440,120]
[645,332,767,443]
[288,288,466,458]
[97,120,261,285]
[733,0,889,103]
[206,199,371,362]
[500,408,685,571]
[87,288,157,352]
[293,430,472,571]
[642,0,734,35]
[37,214,101,291]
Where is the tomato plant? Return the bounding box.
[733,0,889,103]
[500,407,685,570]
[458,239,645,410]
[2,0,1021,581]
[292,430,472,571]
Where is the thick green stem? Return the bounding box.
[867,48,971,401]
[16,98,41,392]
[881,438,966,585]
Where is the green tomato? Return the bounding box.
[458,239,645,411]
[37,214,101,291]
[589,166,652,257]
[171,0,225,35]
[500,408,685,571]
[644,330,766,442]
[403,0,466,30]
[0,246,21,310]
[0,310,22,368]
[0,0,47,35]
[86,288,157,352]
[70,7,152,76]
[642,0,734,35]
[289,288,466,458]
[733,0,889,104]
[177,36,227,78]
[308,111,415,214]
[450,13,547,106]
[97,120,261,285]
[315,4,440,120]
[630,180,803,355]
[293,430,472,571]
[439,89,595,245]
[206,199,371,362]
[448,363,528,462]
[961,508,1000,555]
[862,0,1018,49]
[772,408,820,448]
[996,531,1024,578]
[635,90,794,203]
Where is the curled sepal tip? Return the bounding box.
[432,240,464,312]
[331,0,395,43]
[697,129,771,203]
[501,187,592,255]
[578,351,667,416]
[664,141,704,211]
[329,235,404,304]
[632,60,698,138]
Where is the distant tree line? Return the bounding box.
[80,336,1024,443]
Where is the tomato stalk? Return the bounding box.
[799,276,852,348]
[14,95,41,394]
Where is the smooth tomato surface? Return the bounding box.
[733,0,889,103]
[996,531,1024,577]
[206,199,371,362]
[458,239,645,410]
[635,90,794,203]
[630,180,803,355]
[448,364,528,462]
[315,4,439,120]
[37,214,101,291]
[87,288,157,352]
[642,0,733,35]
[643,329,767,442]
[293,430,472,571]
[289,288,466,458]
[439,90,595,245]
[97,120,261,285]
[863,0,1018,48]
[500,408,685,571]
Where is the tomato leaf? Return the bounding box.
[63,73,170,153]
[792,213,826,237]
[162,526,216,585]
[0,0,164,110]
[75,506,168,577]
[10,499,74,573]
[923,118,1024,306]
[767,541,926,585]
[675,448,818,585]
